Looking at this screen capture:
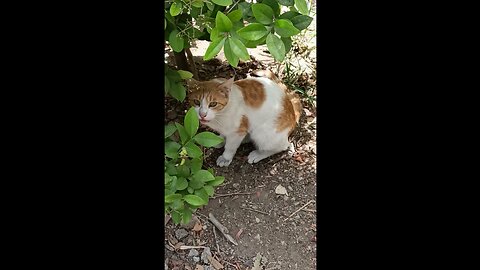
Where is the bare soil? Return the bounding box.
[165,41,317,270]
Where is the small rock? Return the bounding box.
[188,249,199,257]
[201,247,212,264]
[193,256,200,263]
[254,234,261,241]
[287,186,293,191]
[255,217,260,223]
[233,183,240,188]
[175,229,189,240]
[275,184,288,196]
[194,265,204,270]
[204,266,214,270]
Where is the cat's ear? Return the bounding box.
[186,78,200,93]
[218,77,234,97]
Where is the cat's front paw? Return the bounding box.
[216,155,232,167]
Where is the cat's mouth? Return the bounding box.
[200,119,209,124]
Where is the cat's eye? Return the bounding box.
[193,99,200,106]
[209,102,217,107]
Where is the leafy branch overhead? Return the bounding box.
[165,0,313,69]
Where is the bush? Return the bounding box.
[165,107,225,224]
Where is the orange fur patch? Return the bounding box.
[237,115,249,135]
[234,79,266,108]
[276,94,298,134]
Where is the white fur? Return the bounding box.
[194,77,293,167]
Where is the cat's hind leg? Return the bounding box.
[247,130,291,164]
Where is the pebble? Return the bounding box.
[255,217,260,223]
[200,247,211,264]
[193,256,200,263]
[175,229,189,240]
[188,249,199,257]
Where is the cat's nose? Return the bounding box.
[199,112,207,118]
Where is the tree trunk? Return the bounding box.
[173,49,199,80]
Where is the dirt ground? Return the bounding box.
[165,23,317,270]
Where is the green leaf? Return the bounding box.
[238,2,253,18]
[193,169,215,182]
[251,3,274,25]
[194,188,209,203]
[165,172,172,185]
[266,33,286,61]
[188,177,204,189]
[194,132,224,147]
[165,141,181,158]
[166,68,182,82]
[165,124,176,138]
[187,187,194,194]
[206,2,214,10]
[172,199,184,210]
[169,30,184,52]
[203,185,214,196]
[184,107,199,138]
[204,37,226,60]
[184,142,202,158]
[171,211,181,224]
[224,38,239,67]
[183,194,206,206]
[190,157,203,173]
[176,177,188,190]
[278,11,300,20]
[177,165,190,178]
[209,176,225,186]
[294,0,309,15]
[237,23,268,41]
[177,70,193,79]
[168,82,186,101]
[228,37,250,61]
[261,0,280,17]
[165,76,171,94]
[210,27,223,42]
[227,10,243,22]
[165,194,182,203]
[290,15,313,30]
[170,1,183,17]
[282,37,293,54]
[273,19,300,37]
[166,162,177,175]
[215,12,232,32]
[278,0,295,6]
[169,176,178,192]
[181,208,193,224]
[192,0,204,8]
[211,0,232,6]
[175,123,189,145]
[207,168,215,175]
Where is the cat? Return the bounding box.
[187,70,301,167]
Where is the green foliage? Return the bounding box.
[164,1,314,93]
[164,107,225,225]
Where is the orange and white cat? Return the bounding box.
[187,70,301,167]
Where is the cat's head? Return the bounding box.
[187,77,234,124]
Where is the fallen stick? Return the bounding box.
[208,213,238,246]
[212,226,220,253]
[301,208,316,213]
[212,192,255,199]
[178,245,207,250]
[284,200,315,221]
[239,206,270,215]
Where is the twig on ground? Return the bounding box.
[212,226,220,253]
[212,192,255,199]
[302,208,316,213]
[222,259,238,269]
[208,213,238,246]
[239,206,270,215]
[178,245,207,250]
[284,200,315,221]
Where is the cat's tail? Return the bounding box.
[251,70,302,123]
